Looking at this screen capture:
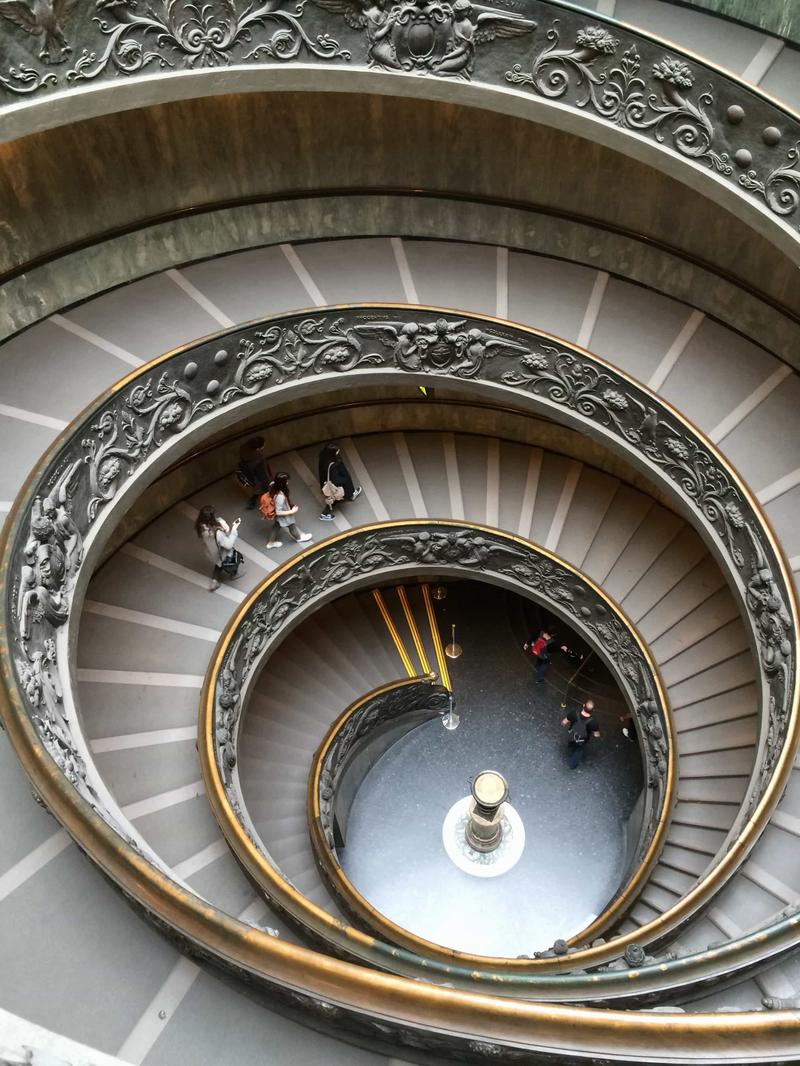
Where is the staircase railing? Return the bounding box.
[0,305,797,1047]
[308,673,448,860]
[203,521,673,971]
[2,1,799,266]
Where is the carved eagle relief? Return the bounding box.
[0,0,78,62]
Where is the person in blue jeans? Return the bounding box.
[561,700,600,769]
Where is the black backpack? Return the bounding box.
[569,712,589,745]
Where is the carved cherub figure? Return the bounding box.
[19,459,83,642]
[745,531,792,687]
[435,0,535,76]
[355,320,426,370]
[451,326,530,376]
[310,0,395,66]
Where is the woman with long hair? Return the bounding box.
[267,472,312,547]
[195,505,243,590]
[318,442,361,520]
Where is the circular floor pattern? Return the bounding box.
[441,796,525,878]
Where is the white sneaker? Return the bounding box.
[351,487,362,500]
[299,533,312,542]
[209,579,220,591]
[266,541,283,549]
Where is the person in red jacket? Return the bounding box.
[523,629,567,683]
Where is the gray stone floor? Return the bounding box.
[342,582,643,957]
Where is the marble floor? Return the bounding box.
[341,581,643,957]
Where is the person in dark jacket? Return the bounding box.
[318,442,362,520]
[523,629,567,683]
[237,437,273,509]
[561,700,601,769]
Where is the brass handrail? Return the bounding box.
[395,585,432,676]
[422,582,452,693]
[371,588,417,678]
[0,303,796,1042]
[206,522,673,975]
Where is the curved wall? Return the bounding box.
[2,92,799,359]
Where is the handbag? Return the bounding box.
[219,548,244,576]
[322,463,346,504]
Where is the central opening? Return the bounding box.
[335,579,644,957]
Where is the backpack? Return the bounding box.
[569,712,589,745]
[531,636,548,658]
[259,492,276,520]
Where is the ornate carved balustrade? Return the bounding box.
[310,675,451,855]
[1,0,799,255]
[1,307,798,1049]
[204,523,673,968]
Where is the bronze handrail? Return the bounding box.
[205,522,673,974]
[0,304,796,1048]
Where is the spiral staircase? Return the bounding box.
[2,0,800,1062]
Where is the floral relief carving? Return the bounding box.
[82,370,215,520]
[739,142,800,219]
[506,22,731,175]
[499,347,751,558]
[0,0,798,233]
[63,0,350,85]
[0,59,57,92]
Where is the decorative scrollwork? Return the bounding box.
[82,369,215,520]
[500,347,750,559]
[1,0,799,238]
[740,142,800,218]
[221,317,383,403]
[65,0,350,83]
[506,22,731,175]
[0,61,57,92]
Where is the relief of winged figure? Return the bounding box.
[0,0,78,63]
[310,0,534,78]
[356,317,531,376]
[438,0,535,76]
[18,457,84,643]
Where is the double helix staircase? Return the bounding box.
[84,429,745,918]
[1,226,798,1050]
[0,230,798,1055]
[2,0,800,1059]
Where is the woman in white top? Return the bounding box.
[195,505,243,590]
[266,473,312,548]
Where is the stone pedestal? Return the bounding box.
[465,770,508,853]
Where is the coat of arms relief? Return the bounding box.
[312,0,535,77]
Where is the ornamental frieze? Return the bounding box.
[1,3,798,236]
